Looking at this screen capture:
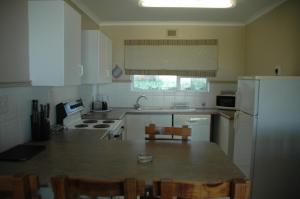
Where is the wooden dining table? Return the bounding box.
[0,130,245,186]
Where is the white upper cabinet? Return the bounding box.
[28,1,82,86]
[82,30,112,84]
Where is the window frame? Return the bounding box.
[131,75,209,93]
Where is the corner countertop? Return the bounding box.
[82,108,236,120]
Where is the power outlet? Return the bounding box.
[274,65,281,76]
[0,95,8,115]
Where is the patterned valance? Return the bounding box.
[124,39,218,77]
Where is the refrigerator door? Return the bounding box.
[233,111,257,178]
[250,79,300,199]
[236,79,260,115]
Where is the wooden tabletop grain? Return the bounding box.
[0,131,244,185]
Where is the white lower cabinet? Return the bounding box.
[173,114,211,142]
[214,115,234,159]
[125,114,172,141]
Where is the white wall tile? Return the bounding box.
[99,82,237,109]
[0,119,22,152]
[0,84,94,153]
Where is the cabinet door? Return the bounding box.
[29,1,64,86]
[126,114,172,141]
[174,114,211,141]
[28,1,81,86]
[64,2,82,85]
[99,32,106,83]
[126,115,147,141]
[106,37,113,82]
[82,30,100,84]
[215,115,234,158]
[99,33,112,84]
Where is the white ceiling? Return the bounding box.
[72,0,286,25]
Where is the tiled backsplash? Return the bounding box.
[0,82,235,152]
[99,82,237,109]
[0,85,94,152]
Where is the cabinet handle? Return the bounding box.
[236,90,240,109]
[233,112,239,131]
[188,118,208,123]
[79,65,84,77]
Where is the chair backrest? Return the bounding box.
[145,123,191,141]
[0,175,40,199]
[152,179,250,199]
[51,176,145,199]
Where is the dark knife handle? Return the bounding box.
[46,103,50,118]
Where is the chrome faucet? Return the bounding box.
[134,95,147,110]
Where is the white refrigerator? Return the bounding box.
[233,76,300,199]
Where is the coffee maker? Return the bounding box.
[92,95,110,112]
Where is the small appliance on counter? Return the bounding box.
[216,91,236,110]
[31,100,50,141]
[91,95,111,112]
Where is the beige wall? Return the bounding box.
[245,0,300,76]
[100,25,246,81]
[65,0,99,30]
[0,0,29,83]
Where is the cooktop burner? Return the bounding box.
[75,124,88,128]
[93,124,110,129]
[102,120,115,123]
[83,119,98,124]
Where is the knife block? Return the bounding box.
[31,115,50,141]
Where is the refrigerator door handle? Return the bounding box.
[234,111,239,131]
[236,90,241,110]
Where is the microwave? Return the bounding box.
[216,94,236,110]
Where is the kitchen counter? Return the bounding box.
[82,109,127,120]
[0,131,244,185]
[218,110,235,119]
[82,108,235,120]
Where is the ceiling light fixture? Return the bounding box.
[139,0,236,8]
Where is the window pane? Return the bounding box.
[179,77,208,91]
[132,75,177,90]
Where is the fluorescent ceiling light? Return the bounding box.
[139,0,236,8]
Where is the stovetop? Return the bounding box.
[60,99,122,132]
[68,119,121,131]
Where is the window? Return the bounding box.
[132,75,208,92]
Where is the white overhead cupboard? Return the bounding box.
[82,30,112,84]
[28,1,82,86]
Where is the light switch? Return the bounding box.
[274,65,281,75]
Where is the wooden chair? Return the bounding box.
[0,175,40,199]
[152,179,250,199]
[51,176,145,199]
[145,123,191,141]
